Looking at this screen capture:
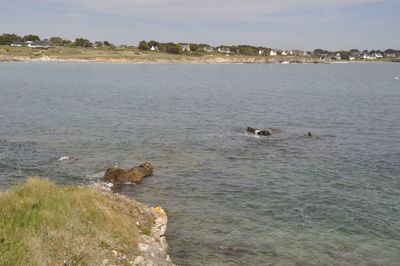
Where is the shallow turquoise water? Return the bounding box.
[1,62,399,265]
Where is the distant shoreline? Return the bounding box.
[0,55,327,64]
[1,46,399,65]
[1,56,398,65]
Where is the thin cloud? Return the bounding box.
[47,0,383,19]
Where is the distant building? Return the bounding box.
[27,41,50,49]
[11,41,24,47]
[270,50,277,56]
[203,46,214,53]
[281,50,287,56]
[335,53,341,60]
[361,53,376,60]
[180,44,191,52]
[258,50,265,55]
[386,53,396,58]
[150,46,159,52]
[349,56,356,61]
[374,53,383,58]
[217,47,231,54]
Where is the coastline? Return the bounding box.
[0,54,328,64]
[0,46,333,64]
[1,55,397,65]
[1,46,398,65]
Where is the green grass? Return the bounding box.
[0,45,319,63]
[140,227,151,236]
[0,178,156,266]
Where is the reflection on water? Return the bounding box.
[0,62,399,265]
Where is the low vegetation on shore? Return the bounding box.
[1,33,399,64]
[0,178,169,266]
[0,44,322,64]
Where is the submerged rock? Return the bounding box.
[104,162,153,184]
[247,127,271,136]
[247,127,281,136]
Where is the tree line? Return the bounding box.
[0,33,115,48]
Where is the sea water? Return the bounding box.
[0,62,399,265]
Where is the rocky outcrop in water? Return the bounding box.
[247,127,282,136]
[104,162,153,184]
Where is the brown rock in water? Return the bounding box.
[104,162,153,184]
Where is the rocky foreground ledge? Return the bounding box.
[0,178,174,266]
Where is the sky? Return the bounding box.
[1,0,399,50]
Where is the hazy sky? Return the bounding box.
[1,0,399,50]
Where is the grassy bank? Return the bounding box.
[1,46,398,64]
[0,45,323,64]
[0,178,159,266]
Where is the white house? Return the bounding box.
[270,50,277,56]
[27,41,50,49]
[335,53,341,60]
[180,44,191,52]
[217,47,231,54]
[374,53,383,58]
[281,50,287,56]
[150,46,159,52]
[203,46,214,53]
[258,50,265,55]
[349,56,356,61]
[362,53,376,60]
[11,42,23,47]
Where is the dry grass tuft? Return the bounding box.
[0,178,156,266]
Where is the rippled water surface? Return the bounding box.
[1,62,400,265]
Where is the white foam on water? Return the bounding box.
[124,181,137,185]
[242,132,260,138]
[90,181,113,191]
[104,182,114,188]
[58,156,70,161]
[86,171,105,179]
